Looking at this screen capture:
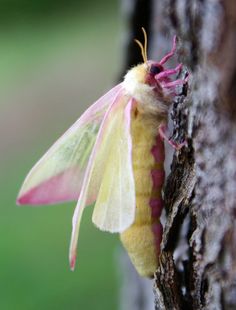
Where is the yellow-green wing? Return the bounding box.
[69,95,136,269]
[17,84,123,205]
[91,98,135,232]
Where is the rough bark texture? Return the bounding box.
[121,0,236,309]
[151,1,236,309]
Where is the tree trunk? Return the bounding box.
[121,0,236,309]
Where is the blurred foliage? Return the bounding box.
[0,0,120,95]
[0,0,109,24]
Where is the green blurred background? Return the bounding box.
[0,1,122,309]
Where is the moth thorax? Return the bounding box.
[123,64,169,116]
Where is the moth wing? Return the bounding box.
[17,84,123,205]
[69,96,136,269]
[91,98,135,232]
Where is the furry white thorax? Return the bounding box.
[123,64,169,116]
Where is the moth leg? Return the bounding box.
[162,79,184,89]
[159,36,177,65]
[162,73,189,89]
[159,124,186,150]
[155,64,182,80]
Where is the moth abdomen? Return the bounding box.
[120,108,164,277]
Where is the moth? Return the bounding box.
[17,29,188,277]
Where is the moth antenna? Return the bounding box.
[134,39,146,62]
[134,27,148,63]
[142,27,148,63]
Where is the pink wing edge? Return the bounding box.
[16,83,124,206]
[69,95,135,271]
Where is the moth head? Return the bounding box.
[134,29,166,90]
[145,61,165,89]
[149,63,164,75]
[126,30,183,110]
[134,30,180,92]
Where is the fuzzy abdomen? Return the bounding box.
[120,109,164,277]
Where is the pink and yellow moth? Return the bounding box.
[17,28,187,277]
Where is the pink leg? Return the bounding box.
[155,64,182,80]
[159,124,186,150]
[159,35,177,65]
[162,73,189,89]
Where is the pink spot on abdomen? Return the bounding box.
[151,170,165,188]
[150,198,163,218]
[149,133,165,254]
[151,135,165,162]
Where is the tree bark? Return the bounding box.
[122,0,236,309]
[150,1,236,309]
